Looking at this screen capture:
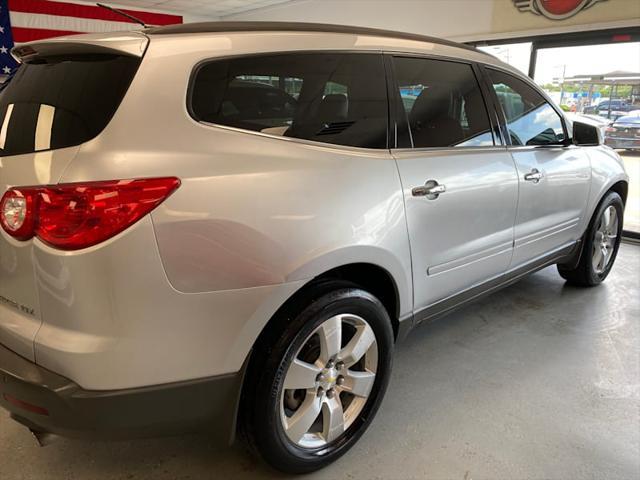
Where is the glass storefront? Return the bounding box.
[477,39,640,235]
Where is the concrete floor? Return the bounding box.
[1,244,638,480]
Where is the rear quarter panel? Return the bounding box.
[48,32,413,387]
[59,32,417,311]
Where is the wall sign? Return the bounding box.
[512,0,607,20]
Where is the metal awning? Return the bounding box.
[562,71,640,85]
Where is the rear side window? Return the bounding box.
[392,57,494,148]
[487,69,565,146]
[0,54,140,157]
[190,53,388,149]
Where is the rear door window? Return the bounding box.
[392,56,495,148]
[0,54,140,157]
[190,53,389,149]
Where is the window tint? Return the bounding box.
[190,53,388,149]
[0,54,140,157]
[392,57,494,148]
[487,69,565,146]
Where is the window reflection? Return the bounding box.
[35,104,55,151]
[191,53,389,149]
[0,103,13,150]
[393,57,495,148]
[489,70,565,146]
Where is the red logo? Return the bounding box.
[512,0,607,20]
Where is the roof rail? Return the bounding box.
[145,21,487,56]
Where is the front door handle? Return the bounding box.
[412,180,446,200]
[524,168,543,183]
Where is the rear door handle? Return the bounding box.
[524,168,543,183]
[412,180,446,200]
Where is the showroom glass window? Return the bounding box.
[392,56,494,148]
[190,53,388,149]
[487,69,565,146]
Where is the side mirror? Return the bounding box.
[573,121,601,146]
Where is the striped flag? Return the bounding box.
[7,0,182,43]
[1,0,18,76]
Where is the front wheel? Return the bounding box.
[558,191,624,286]
[242,285,394,474]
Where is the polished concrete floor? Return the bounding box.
[1,244,638,480]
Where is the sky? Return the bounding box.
[478,42,640,84]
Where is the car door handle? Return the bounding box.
[524,169,543,183]
[412,180,446,199]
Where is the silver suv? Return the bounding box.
[0,22,628,473]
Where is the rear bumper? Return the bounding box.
[0,343,244,442]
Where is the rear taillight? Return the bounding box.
[0,189,37,240]
[0,177,180,250]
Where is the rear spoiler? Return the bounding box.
[12,32,149,64]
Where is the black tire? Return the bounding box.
[241,281,394,474]
[558,191,624,286]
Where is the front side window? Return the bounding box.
[487,69,565,146]
[392,57,494,148]
[190,53,388,149]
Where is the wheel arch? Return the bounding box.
[582,172,628,238]
[608,180,628,206]
[586,178,629,233]
[263,261,403,344]
[236,261,404,445]
[564,178,628,270]
[224,246,412,379]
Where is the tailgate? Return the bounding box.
[0,148,81,360]
[0,33,146,360]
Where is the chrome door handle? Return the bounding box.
[524,169,543,183]
[412,180,446,200]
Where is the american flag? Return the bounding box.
[1,0,18,76]
[1,0,182,80]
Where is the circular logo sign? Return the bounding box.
[535,0,590,19]
[513,0,604,20]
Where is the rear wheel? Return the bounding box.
[558,191,624,286]
[241,284,393,474]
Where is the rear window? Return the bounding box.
[0,54,140,157]
[189,53,389,149]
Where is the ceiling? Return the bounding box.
[93,0,297,18]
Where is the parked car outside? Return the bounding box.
[605,110,640,151]
[583,99,633,116]
[0,23,629,473]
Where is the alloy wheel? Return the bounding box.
[592,205,618,275]
[280,313,378,449]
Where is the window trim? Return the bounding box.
[478,64,572,149]
[384,52,503,151]
[186,50,392,152]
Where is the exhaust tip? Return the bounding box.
[30,429,58,447]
